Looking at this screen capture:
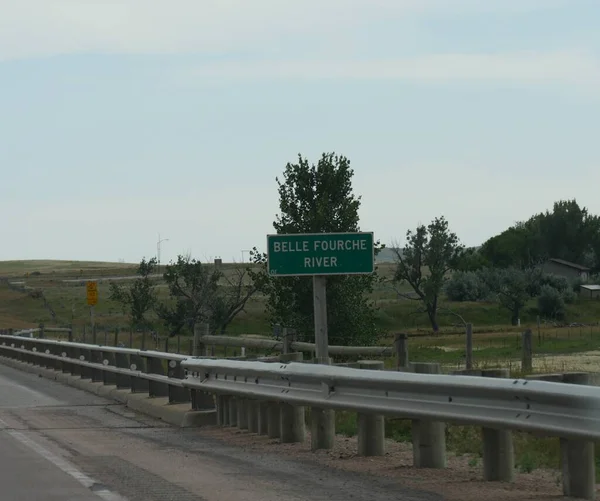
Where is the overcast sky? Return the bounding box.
[1,0,599,263]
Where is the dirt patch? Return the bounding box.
[531,351,600,373]
[198,426,579,501]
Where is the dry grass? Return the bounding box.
[0,259,136,278]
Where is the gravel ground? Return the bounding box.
[195,425,587,501]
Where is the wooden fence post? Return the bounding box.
[521,329,533,373]
[193,323,205,356]
[282,327,290,354]
[394,333,409,370]
[466,323,473,370]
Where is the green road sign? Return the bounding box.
[267,232,374,277]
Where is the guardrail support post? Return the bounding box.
[481,369,514,482]
[71,347,81,377]
[217,395,227,425]
[258,402,269,435]
[102,351,117,386]
[357,360,385,456]
[49,344,61,371]
[221,396,230,425]
[90,350,103,382]
[80,349,93,380]
[190,389,215,411]
[267,402,281,438]
[412,362,446,468]
[115,352,131,389]
[61,347,72,373]
[130,354,149,393]
[561,372,595,500]
[311,406,335,450]
[237,399,249,430]
[167,360,190,404]
[280,403,305,444]
[247,400,259,433]
[147,356,168,398]
[228,398,238,427]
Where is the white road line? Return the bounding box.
[0,417,128,501]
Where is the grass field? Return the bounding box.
[3,259,600,334]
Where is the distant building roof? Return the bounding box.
[580,284,600,291]
[548,258,591,271]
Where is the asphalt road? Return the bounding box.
[0,363,443,501]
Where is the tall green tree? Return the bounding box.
[537,200,595,265]
[109,258,158,330]
[392,216,464,332]
[480,199,599,270]
[479,225,539,269]
[249,152,381,346]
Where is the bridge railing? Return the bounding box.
[0,334,599,500]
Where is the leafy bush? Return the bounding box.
[537,285,566,319]
[562,288,577,304]
[445,271,490,302]
[539,274,570,293]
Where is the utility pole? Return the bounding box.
[157,233,169,272]
[241,249,252,263]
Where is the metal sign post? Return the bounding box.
[312,275,329,364]
[86,281,98,343]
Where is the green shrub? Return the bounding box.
[445,271,490,302]
[562,288,577,304]
[537,285,566,319]
[540,274,570,293]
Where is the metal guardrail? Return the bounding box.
[0,335,280,405]
[0,334,194,404]
[1,335,600,499]
[181,358,600,440]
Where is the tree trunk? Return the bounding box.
[511,308,519,326]
[426,307,439,332]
